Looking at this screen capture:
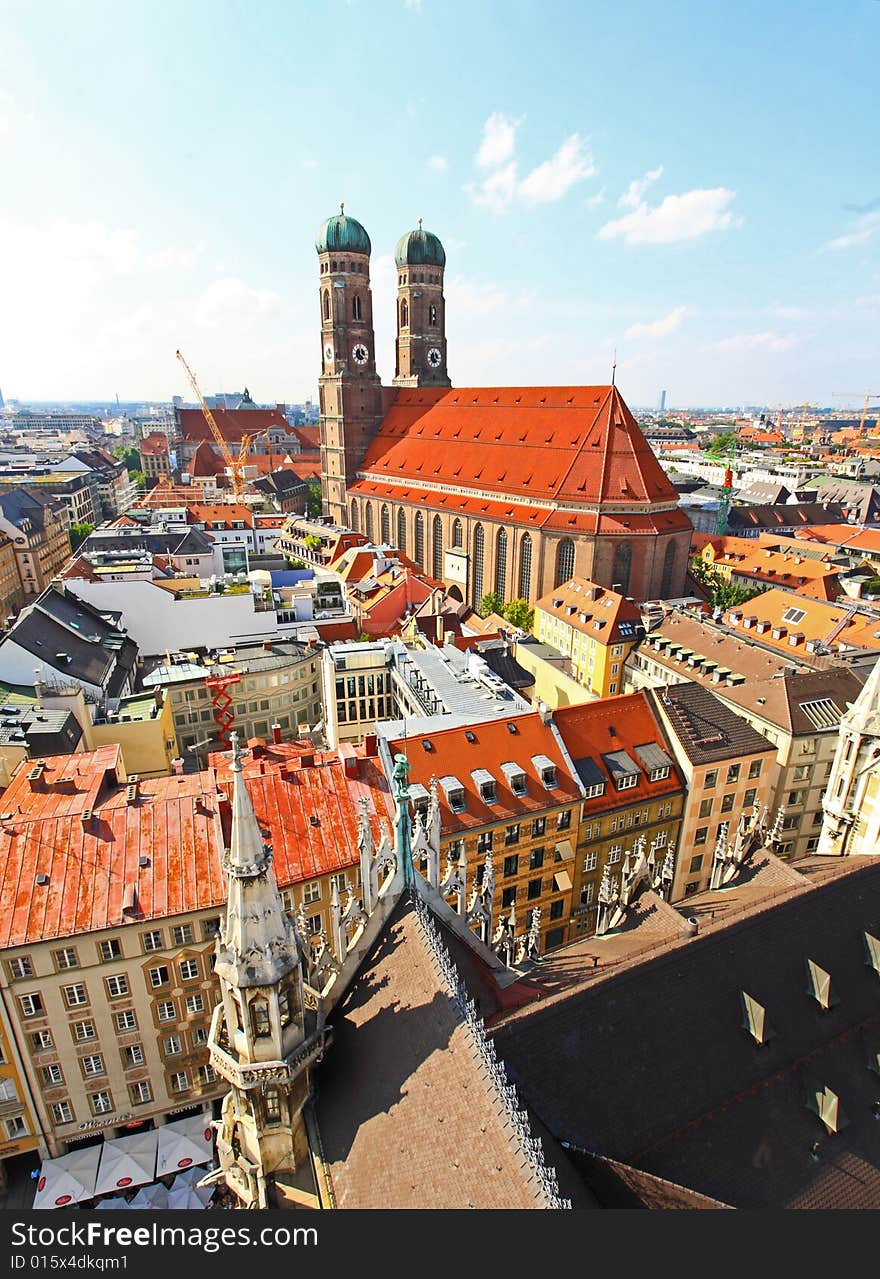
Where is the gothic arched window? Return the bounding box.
[414,511,424,568]
[365,504,374,542]
[380,504,390,545]
[432,515,443,581]
[473,524,484,603]
[660,542,677,599]
[251,998,271,1039]
[350,500,359,533]
[555,538,575,588]
[452,518,463,549]
[495,528,508,599]
[396,508,407,553]
[612,542,632,595]
[400,298,409,328]
[518,533,532,601]
[322,290,330,321]
[353,294,362,321]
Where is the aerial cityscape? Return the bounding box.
[0,0,877,1226]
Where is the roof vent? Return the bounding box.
[35,873,50,887]
[138,855,150,869]
[309,815,320,827]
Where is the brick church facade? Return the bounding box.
[316,210,691,607]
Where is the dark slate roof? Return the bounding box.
[252,469,306,497]
[568,1152,734,1209]
[647,683,775,765]
[478,645,534,691]
[4,588,138,695]
[0,487,62,533]
[0,703,83,752]
[727,503,848,531]
[83,528,214,558]
[491,858,880,1209]
[316,898,563,1209]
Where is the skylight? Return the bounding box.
[740,991,773,1046]
[799,698,841,730]
[805,958,837,1011]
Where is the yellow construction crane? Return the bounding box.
[175,349,249,501]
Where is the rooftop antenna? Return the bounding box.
[611,349,617,388]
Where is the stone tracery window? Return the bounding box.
[555,538,574,588]
[473,524,484,603]
[518,533,532,600]
[495,528,508,599]
[397,508,407,553]
[432,515,443,581]
[414,511,424,568]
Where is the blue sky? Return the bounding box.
[1,0,878,408]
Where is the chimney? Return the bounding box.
[250,740,265,759]
[263,640,273,651]
[122,885,139,917]
[271,723,282,745]
[363,733,378,757]
[26,763,45,791]
[537,700,552,725]
[171,758,184,776]
[298,751,315,769]
[80,808,93,828]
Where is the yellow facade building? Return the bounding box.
[533,578,643,699]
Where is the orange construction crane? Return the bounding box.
[832,391,880,433]
[175,349,249,501]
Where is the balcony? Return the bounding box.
[207,1004,326,1091]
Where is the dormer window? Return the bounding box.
[616,772,638,791]
[501,761,527,796]
[472,769,497,804]
[650,766,670,782]
[531,755,558,789]
[410,782,430,817]
[440,775,466,813]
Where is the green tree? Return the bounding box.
[706,430,738,456]
[501,598,534,630]
[689,555,762,610]
[69,522,94,553]
[478,591,505,618]
[113,445,140,471]
[305,477,323,518]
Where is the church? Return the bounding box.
[316,209,692,607]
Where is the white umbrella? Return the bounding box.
[129,1183,169,1210]
[32,1146,101,1210]
[94,1130,158,1196]
[156,1116,214,1177]
[167,1173,213,1211]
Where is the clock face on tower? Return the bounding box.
[352,343,369,366]
[323,343,333,364]
[427,347,442,368]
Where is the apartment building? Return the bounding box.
[627,612,865,858]
[0,737,390,1172]
[139,433,171,482]
[142,640,323,759]
[0,472,96,529]
[0,536,24,629]
[645,683,777,899]
[553,694,686,938]
[532,577,643,697]
[0,490,71,600]
[384,711,582,954]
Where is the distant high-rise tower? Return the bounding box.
[658,390,667,413]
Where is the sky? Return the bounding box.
[1,0,878,409]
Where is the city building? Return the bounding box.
[0,587,138,703]
[382,711,583,954]
[627,612,866,858]
[0,737,391,1175]
[532,577,644,697]
[817,658,880,857]
[0,490,71,601]
[553,694,686,938]
[142,640,323,758]
[138,433,171,483]
[645,683,777,899]
[0,536,24,629]
[314,211,691,605]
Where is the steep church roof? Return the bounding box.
[351,386,690,535]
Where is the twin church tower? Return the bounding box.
[317,209,449,523]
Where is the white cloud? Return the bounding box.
[625,305,687,339]
[428,154,447,172]
[585,186,606,209]
[470,161,518,214]
[599,187,742,244]
[712,331,795,353]
[518,134,596,204]
[475,112,519,170]
[404,0,423,9]
[823,211,880,251]
[195,277,280,328]
[618,165,663,209]
[446,275,534,316]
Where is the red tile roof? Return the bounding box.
[388,711,580,834]
[177,407,294,443]
[535,577,642,643]
[139,433,170,457]
[0,742,392,947]
[553,693,683,814]
[350,386,685,525]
